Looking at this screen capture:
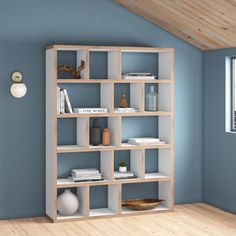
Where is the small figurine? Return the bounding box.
[119,93,128,108]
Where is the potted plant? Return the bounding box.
[119,161,127,173]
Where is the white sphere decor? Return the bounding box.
[57,189,79,216]
[10,83,27,98]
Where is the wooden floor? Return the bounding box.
[0,203,236,236]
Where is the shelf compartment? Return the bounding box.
[121,181,172,214]
[57,49,89,80]
[57,186,89,221]
[89,49,120,80]
[145,83,171,112]
[144,148,171,179]
[57,151,113,182]
[114,150,144,180]
[121,116,158,144]
[58,119,77,146]
[114,83,144,112]
[89,184,121,216]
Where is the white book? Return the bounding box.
[122,73,156,80]
[62,89,73,113]
[73,108,108,114]
[114,171,134,178]
[114,107,139,113]
[72,168,100,176]
[69,175,102,181]
[57,86,60,114]
[59,90,65,114]
[128,137,165,145]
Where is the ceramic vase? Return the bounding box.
[102,128,111,146]
[57,189,79,216]
[90,119,102,145]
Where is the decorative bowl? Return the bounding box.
[122,199,163,210]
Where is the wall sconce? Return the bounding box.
[10,72,27,98]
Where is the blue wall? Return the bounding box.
[0,0,203,219]
[204,48,236,214]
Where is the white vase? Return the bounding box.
[119,166,127,173]
[57,189,79,216]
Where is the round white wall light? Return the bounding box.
[10,72,27,98]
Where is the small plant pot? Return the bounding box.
[119,166,127,173]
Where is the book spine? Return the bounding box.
[74,108,108,114]
[60,90,65,114]
[63,89,73,114]
[57,86,60,114]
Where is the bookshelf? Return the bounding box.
[46,44,174,222]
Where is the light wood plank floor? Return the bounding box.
[0,203,236,236]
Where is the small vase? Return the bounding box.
[57,189,79,216]
[120,93,128,108]
[146,85,158,111]
[102,128,111,146]
[119,166,127,173]
[90,119,102,146]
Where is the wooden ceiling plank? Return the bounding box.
[115,0,236,50]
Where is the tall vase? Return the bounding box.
[90,119,102,145]
[57,189,79,216]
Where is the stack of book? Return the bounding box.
[122,72,156,80]
[69,168,103,182]
[114,171,136,179]
[57,86,73,114]
[128,137,165,146]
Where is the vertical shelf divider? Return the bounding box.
[101,150,114,181]
[101,83,114,113]
[108,49,121,80]
[77,117,89,148]
[108,184,121,214]
[76,48,89,80]
[130,149,145,179]
[108,116,122,147]
[130,83,145,112]
[77,186,89,217]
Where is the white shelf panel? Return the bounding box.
[122,203,169,214]
[144,173,169,179]
[89,208,116,217]
[57,211,85,220]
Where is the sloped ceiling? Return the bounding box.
[115,0,236,50]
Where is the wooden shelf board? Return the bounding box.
[57,175,170,188]
[121,203,169,214]
[57,211,85,221]
[57,111,171,118]
[57,79,171,84]
[57,144,171,153]
[89,208,116,217]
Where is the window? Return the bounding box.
[231,58,236,131]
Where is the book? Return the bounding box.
[71,168,100,176]
[60,90,65,114]
[114,171,135,178]
[128,137,165,145]
[122,72,156,80]
[57,86,60,114]
[69,176,103,182]
[114,107,139,113]
[73,108,108,114]
[62,89,73,114]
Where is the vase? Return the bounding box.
[102,128,111,146]
[145,85,158,111]
[57,189,79,216]
[90,119,102,145]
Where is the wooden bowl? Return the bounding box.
[122,199,163,210]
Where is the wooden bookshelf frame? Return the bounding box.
[46,44,174,222]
